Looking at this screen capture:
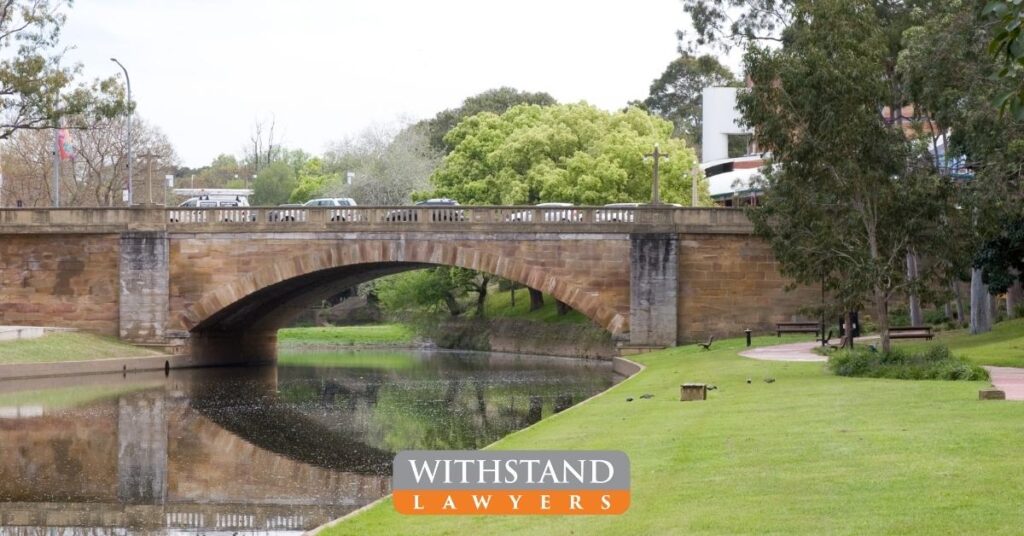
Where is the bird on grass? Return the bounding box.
[625,397,634,402]
[639,393,654,399]
[764,377,775,384]
[707,384,718,391]
[746,378,752,384]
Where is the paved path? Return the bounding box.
[984,367,1024,401]
[739,340,826,362]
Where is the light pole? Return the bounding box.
[110,58,132,206]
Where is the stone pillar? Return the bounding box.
[119,231,169,343]
[117,392,168,504]
[629,233,678,347]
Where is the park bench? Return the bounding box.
[888,326,934,340]
[776,321,821,337]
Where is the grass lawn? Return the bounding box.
[484,289,587,324]
[895,317,1024,367]
[326,334,1024,535]
[0,332,163,364]
[278,324,415,346]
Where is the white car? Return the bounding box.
[506,202,581,223]
[171,195,253,222]
[303,197,358,221]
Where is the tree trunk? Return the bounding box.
[952,279,966,327]
[907,252,923,326]
[970,268,992,335]
[843,311,854,349]
[555,300,571,316]
[510,286,516,308]
[944,302,952,321]
[475,276,490,317]
[528,288,544,311]
[444,293,465,317]
[874,290,891,353]
[1008,279,1022,319]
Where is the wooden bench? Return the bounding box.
[777,322,821,337]
[889,326,934,340]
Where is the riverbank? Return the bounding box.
[324,333,1024,535]
[278,324,417,348]
[0,331,164,364]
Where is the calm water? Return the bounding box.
[0,349,616,535]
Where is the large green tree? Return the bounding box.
[0,1,125,138]
[636,53,738,145]
[418,87,556,154]
[739,0,954,351]
[428,103,703,206]
[251,161,296,205]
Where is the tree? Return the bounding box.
[635,53,738,145]
[0,1,125,139]
[418,87,556,154]
[251,161,296,205]
[0,115,175,207]
[428,103,703,206]
[900,0,1024,332]
[740,0,954,352]
[244,116,281,174]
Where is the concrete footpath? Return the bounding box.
[739,340,826,362]
[984,366,1024,401]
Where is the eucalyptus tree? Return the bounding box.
[730,0,954,351]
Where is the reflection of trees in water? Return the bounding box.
[274,352,614,453]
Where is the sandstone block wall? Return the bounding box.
[0,234,120,335]
[677,234,820,342]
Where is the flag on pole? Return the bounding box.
[57,127,74,160]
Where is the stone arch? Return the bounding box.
[180,240,627,335]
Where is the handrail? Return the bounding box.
[0,206,754,234]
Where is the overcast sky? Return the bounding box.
[62,1,705,168]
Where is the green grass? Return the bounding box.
[484,289,587,324]
[0,384,154,410]
[0,332,162,364]
[895,317,1024,367]
[277,324,415,346]
[326,334,1024,536]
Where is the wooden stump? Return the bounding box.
[680,383,706,402]
[979,388,1006,400]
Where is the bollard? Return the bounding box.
[680,383,707,402]
[745,329,752,347]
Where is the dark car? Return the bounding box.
[385,198,464,222]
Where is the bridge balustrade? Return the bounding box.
[0,205,753,233]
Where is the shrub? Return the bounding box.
[828,345,988,381]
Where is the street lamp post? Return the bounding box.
[110,58,132,206]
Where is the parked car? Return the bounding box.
[170,195,253,222]
[385,198,464,222]
[303,197,358,221]
[506,202,581,223]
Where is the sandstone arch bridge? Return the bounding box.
[0,206,816,364]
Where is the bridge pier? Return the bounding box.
[629,233,678,347]
[119,231,169,344]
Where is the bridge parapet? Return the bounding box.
[0,206,754,234]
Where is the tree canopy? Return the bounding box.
[0,1,126,139]
[636,53,738,145]
[417,87,556,154]
[739,0,955,351]
[428,103,704,206]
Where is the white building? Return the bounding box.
[701,87,752,163]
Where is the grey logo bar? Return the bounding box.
[393,450,631,491]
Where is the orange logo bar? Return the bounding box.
[394,490,630,515]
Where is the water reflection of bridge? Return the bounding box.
[0,368,388,533]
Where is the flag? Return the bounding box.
[57,127,74,160]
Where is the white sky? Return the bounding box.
[62,0,710,168]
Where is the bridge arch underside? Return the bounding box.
[181,240,630,363]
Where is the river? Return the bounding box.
[0,349,617,534]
